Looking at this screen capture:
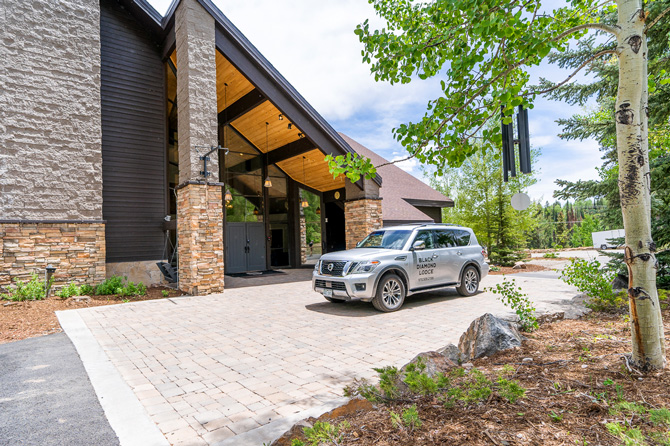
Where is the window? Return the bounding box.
[357,230,412,249]
[434,229,456,248]
[455,230,471,246]
[412,230,434,249]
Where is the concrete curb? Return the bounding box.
[57,309,169,446]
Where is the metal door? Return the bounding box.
[225,222,267,273]
[246,223,266,271]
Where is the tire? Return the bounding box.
[324,296,345,303]
[372,274,406,312]
[600,244,607,250]
[456,265,480,296]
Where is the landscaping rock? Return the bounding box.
[437,343,462,364]
[458,313,524,360]
[70,295,91,302]
[402,351,457,377]
[612,274,628,290]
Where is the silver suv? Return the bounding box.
[312,224,489,312]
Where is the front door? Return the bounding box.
[226,222,266,274]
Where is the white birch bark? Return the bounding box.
[615,0,666,369]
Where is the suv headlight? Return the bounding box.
[348,260,380,275]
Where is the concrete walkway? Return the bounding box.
[58,272,585,446]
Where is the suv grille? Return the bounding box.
[320,261,347,276]
[315,279,346,291]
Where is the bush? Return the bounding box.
[489,247,525,267]
[96,275,147,297]
[1,274,51,301]
[559,258,626,312]
[486,278,538,331]
[56,282,80,299]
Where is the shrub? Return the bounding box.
[1,274,51,301]
[80,284,94,295]
[559,258,626,312]
[486,278,538,332]
[489,247,525,267]
[56,282,80,299]
[96,275,147,297]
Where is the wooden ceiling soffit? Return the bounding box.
[277,148,345,192]
[218,88,266,126]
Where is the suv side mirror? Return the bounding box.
[412,240,426,251]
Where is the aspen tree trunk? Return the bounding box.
[615,0,666,369]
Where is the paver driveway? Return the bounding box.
[59,273,583,446]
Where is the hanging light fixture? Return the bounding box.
[264,122,272,188]
[253,207,259,215]
[301,156,309,208]
[278,114,283,121]
[287,123,292,130]
[224,189,232,201]
[316,207,321,215]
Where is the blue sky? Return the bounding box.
[147,0,604,203]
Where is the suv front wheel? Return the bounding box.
[456,265,480,296]
[372,274,406,312]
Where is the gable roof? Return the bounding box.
[122,0,381,190]
[339,134,453,222]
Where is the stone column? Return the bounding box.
[345,199,383,250]
[175,0,224,294]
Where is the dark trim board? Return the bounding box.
[0,220,107,224]
[217,88,266,125]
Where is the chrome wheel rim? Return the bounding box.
[464,270,478,294]
[382,279,403,309]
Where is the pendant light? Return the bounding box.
[301,156,309,208]
[223,83,233,205]
[224,189,232,202]
[316,207,321,215]
[263,122,272,188]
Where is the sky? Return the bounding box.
[147,0,604,203]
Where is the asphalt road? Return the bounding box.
[0,333,119,446]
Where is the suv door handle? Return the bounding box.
[457,251,462,256]
[432,253,439,259]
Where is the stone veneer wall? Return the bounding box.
[0,223,106,290]
[0,0,102,220]
[177,184,224,295]
[344,199,383,250]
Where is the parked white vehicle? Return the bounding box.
[592,229,625,250]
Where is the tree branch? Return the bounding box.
[554,23,618,41]
[523,49,617,97]
[645,5,670,33]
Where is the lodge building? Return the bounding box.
[0,0,453,294]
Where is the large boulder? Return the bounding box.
[402,351,457,377]
[436,343,462,365]
[458,313,524,360]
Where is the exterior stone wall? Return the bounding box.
[177,184,224,295]
[0,223,106,290]
[175,0,219,183]
[345,199,383,250]
[106,260,167,287]
[0,0,102,220]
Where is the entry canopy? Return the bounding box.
[144,0,382,193]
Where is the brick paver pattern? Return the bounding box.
[75,274,578,445]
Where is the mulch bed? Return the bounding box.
[0,286,185,344]
[290,310,670,446]
[488,263,551,275]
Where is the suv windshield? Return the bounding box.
[357,230,412,250]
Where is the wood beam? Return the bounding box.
[267,138,316,165]
[218,88,266,126]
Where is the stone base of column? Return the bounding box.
[0,222,106,290]
[344,198,382,250]
[177,183,224,295]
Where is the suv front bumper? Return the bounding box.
[312,271,377,301]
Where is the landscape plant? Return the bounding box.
[332,0,667,369]
[0,273,52,302]
[486,278,538,331]
[560,258,627,311]
[95,275,147,297]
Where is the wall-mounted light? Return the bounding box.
[264,176,272,188]
[288,123,292,130]
[278,114,283,121]
[298,133,304,138]
[224,189,232,201]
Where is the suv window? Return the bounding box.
[434,229,456,248]
[412,230,435,249]
[454,230,471,246]
[357,230,412,249]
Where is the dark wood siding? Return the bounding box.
[101,0,166,262]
